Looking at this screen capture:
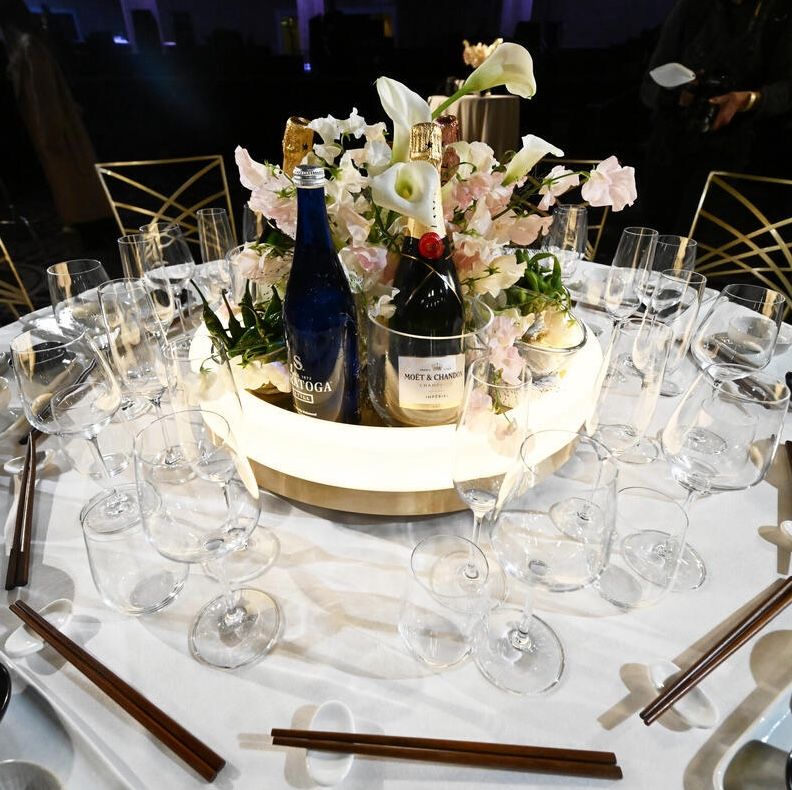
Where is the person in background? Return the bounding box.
[0,0,111,236]
[640,0,792,235]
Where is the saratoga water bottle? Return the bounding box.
[283,164,360,423]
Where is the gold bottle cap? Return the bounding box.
[282,116,314,176]
[409,122,442,168]
[435,115,460,146]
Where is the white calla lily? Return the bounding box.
[370,161,440,227]
[462,42,536,98]
[375,77,431,162]
[502,134,564,186]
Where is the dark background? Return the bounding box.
[0,0,787,309]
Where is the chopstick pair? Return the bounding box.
[9,600,225,782]
[271,728,623,780]
[5,431,38,590]
[640,576,792,725]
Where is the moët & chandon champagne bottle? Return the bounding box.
[283,164,360,423]
[387,122,465,426]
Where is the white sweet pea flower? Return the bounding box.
[581,156,637,211]
[538,166,580,210]
[502,134,564,186]
[452,141,496,178]
[363,121,387,142]
[313,143,343,164]
[370,161,440,227]
[375,77,431,162]
[347,139,392,176]
[308,114,343,144]
[234,360,290,393]
[340,107,367,138]
[235,146,269,191]
[462,42,536,99]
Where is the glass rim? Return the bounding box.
[514,313,587,354]
[656,267,706,283]
[616,485,689,528]
[621,226,659,238]
[139,220,180,233]
[10,324,89,352]
[656,234,697,248]
[118,233,147,245]
[410,534,489,597]
[721,282,786,308]
[367,301,494,341]
[46,258,104,276]
[704,363,790,406]
[197,207,229,217]
[519,428,619,481]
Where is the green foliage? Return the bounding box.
[191,279,286,366]
[504,250,571,316]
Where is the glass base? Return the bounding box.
[80,483,140,533]
[595,424,639,456]
[622,529,706,591]
[473,606,564,694]
[189,588,281,669]
[122,568,188,615]
[596,565,645,609]
[203,528,280,584]
[660,377,684,398]
[618,436,660,465]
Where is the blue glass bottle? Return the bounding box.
[283,165,360,423]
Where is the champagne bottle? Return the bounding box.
[436,114,460,184]
[283,164,360,423]
[387,122,465,426]
[282,116,314,176]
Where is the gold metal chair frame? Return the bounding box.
[689,171,792,310]
[95,155,237,247]
[0,236,34,318]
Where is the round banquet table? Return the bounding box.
[428,94,520,160]
[2,263,792,790]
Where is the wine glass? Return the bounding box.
[691,284,785,373]
[649,269,707,397]
[46,259,110,343]
[137,224,197,336]
[452,355,532,601]
[473,430,618,694]
[587,316,672,462]
[651,363,789,590]
[10,326,138,531]
[163,336,280,582]
[603,227,658,323]
[638,235,697,309]
[542,204,588,286]
[134,409,281,669]
[198,208,235,263]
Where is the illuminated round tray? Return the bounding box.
[193,327,603,516]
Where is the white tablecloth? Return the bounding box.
[2,272,792,789]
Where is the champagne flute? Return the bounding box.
[542,204,588,288]
[198,207,235,263]
[603,227,658,323]
[473,430,618,694]
[649,363,789,590]
[638,235,697,308]
[46,259,110,344]
[10,326,138,531]
[242,204,266,244]
[691,283,785,373]
[135,409,281,669]
[452,355,532,600]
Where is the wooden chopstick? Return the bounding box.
[9,600,225,781]
[271,734,623,780]
[640,576,792,725]
[270,728,617,765]
[5,433,37,590]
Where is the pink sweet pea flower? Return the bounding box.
[537,166,580,211]
[581,156,637,212]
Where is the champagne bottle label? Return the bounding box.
[398,354,465,409]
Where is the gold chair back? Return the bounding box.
[534,158,611,261]
[94,155,236,248]
[689,171,792,312]
[0,236,34,319]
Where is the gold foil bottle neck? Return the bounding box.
[282,116,314,176]
[409,122,442,169]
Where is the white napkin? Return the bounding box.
[650,62,696,89]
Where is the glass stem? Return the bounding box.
[463,507,489,581]
[511,587,535,650]
[210,557,246,629]
[175,290,188,336]
[85,434,126,505]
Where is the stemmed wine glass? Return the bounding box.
[587,316,672,463]
[691,284,785,373]
[10,326,138,531]
[542,204,588,286]
[637,235,697,309]
[452,355,532,600]
[641,363,789,590]
[473,430,618,694]
[47,259,110,344]
[163,336,280,582]
[603,227,658,323]
[135,409,281,669]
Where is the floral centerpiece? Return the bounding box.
[203,42,636,394]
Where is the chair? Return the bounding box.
[534,158,610,261]
[94,155,237,249]
[689,171,792,313]
[0,236,34,319]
